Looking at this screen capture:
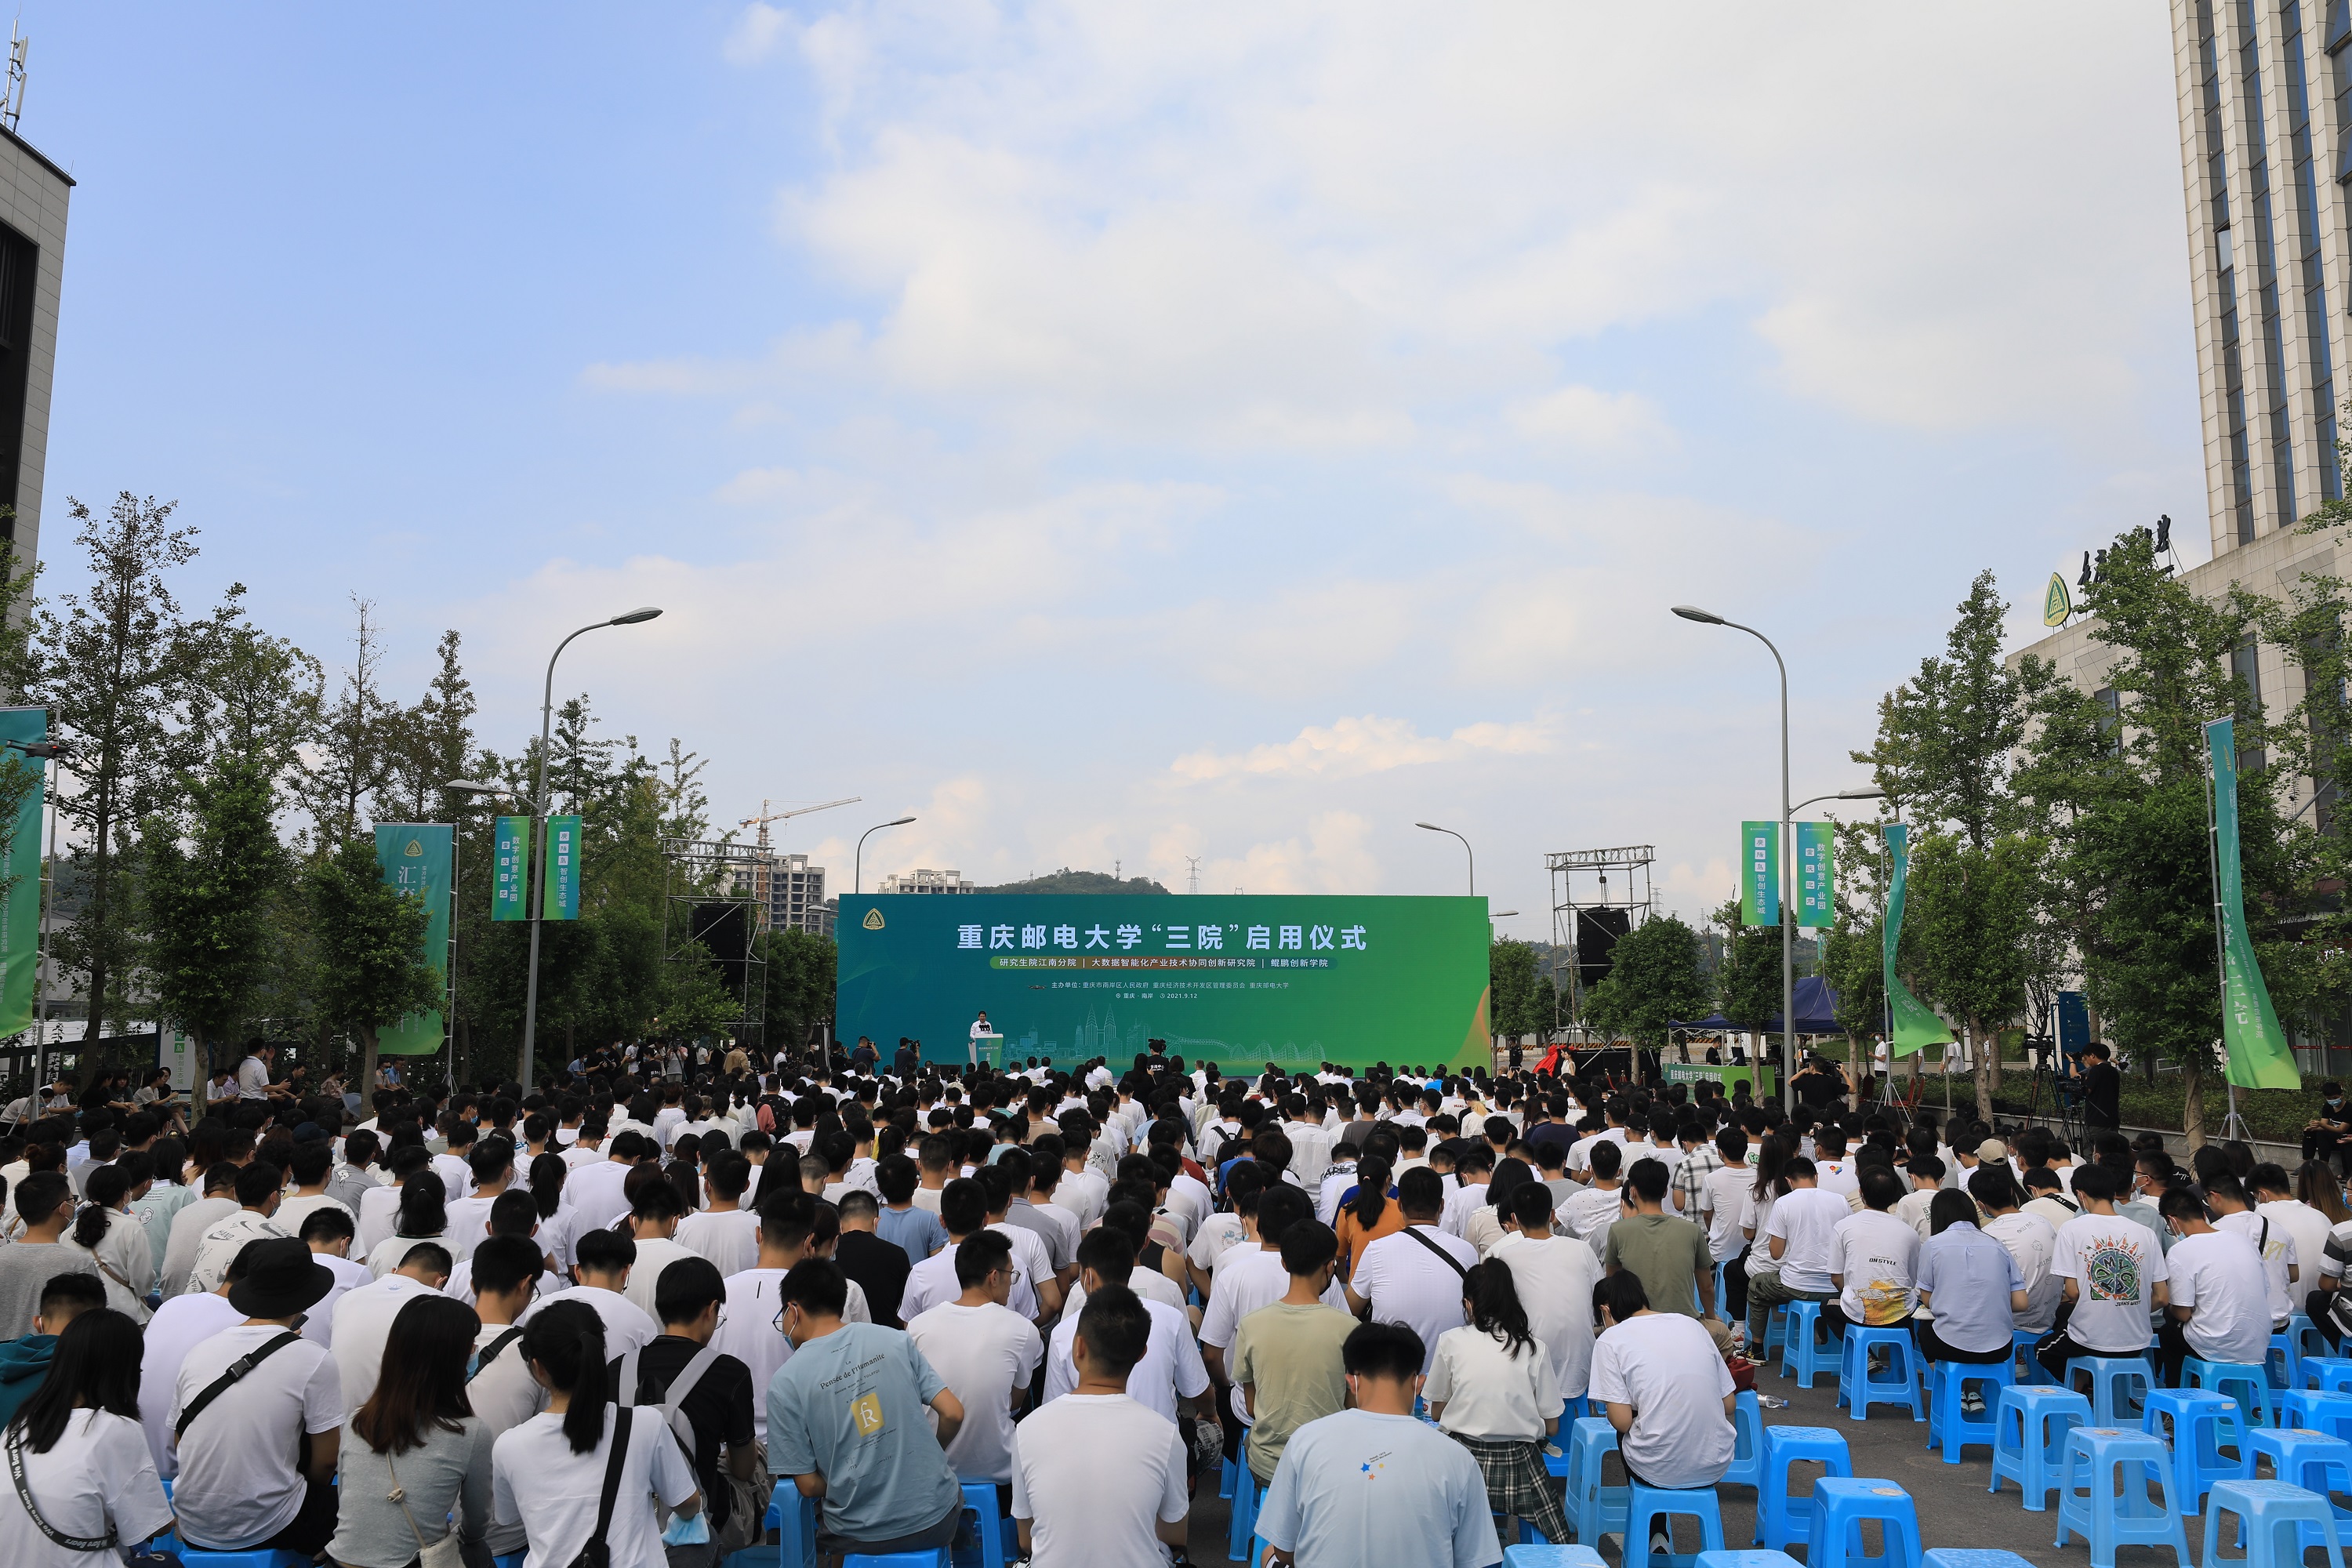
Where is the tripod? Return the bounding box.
[2020,1044,2081,1145]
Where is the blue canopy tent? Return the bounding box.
[1670,975,1843,1036]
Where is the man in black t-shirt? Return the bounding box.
[2078,1042,2122,1130]
[834,1190,914,1327]
[611,1255,757,1549]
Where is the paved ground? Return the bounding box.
[1182,1356,2244,1567]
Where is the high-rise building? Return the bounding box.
[876,868,975,895]
[0,124,69,569]
[742,851,833,936]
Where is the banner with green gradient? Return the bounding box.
[1795,821,1834,928]
[1740,821,1779,927]
[2206,717,2300,1089]
[373,823,452,1057]
[1882,824,1955,1058]
[0,707,43,1038]
[837,894,1494,1071]
[492,816,529,921]
[542,815,581,920]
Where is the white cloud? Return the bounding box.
[1172,713,1555,782]
[724,5,794,66]
[1506,387,1674,454]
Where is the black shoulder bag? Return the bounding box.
[1401,1224,1469,1279]
[470,1327,526,1382]
[174,1330,303,1438]
[572,1404,634,1568]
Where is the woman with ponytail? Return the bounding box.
[526,1152,586,1279]
[59,1163,154,1321]
[372,1170,452,1279]
[491,1299,701,1568]
[1425,1260,1572,1546]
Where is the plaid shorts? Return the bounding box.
[1452,1432,1573,1547]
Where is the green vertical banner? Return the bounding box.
[0,707,43,1039]
[492,816,530,922]
[542,815,582,921]
[1739,820,1780,927]
[2206,717,2301,1087]
[1795,821,1835,928]
[1881,823,1955,1058]
[372,824,452,1057]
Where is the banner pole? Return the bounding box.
[2205,731,2251,1142]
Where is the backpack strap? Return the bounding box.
[175,1330,303,1438]
[469,1327,526,1382]
[659,1340,726,1454]
[589,1406,633,1552]
[1401,1223,1469,1280]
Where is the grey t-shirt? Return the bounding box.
[764,1321,960,1544]
[0,1242,85,1337]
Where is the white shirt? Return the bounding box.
[171,1323,345,1550]
[905,1301,1044,1483]
[301,1253,376,1349]
[2259,1199,2333,1308]
[1010,1393,1190,1568]
[2169,1229,2274,1365]
[1489,1232,1602,1401]
[520,1284,660,1357]
[1043,1295,1209,1422]
[1349,1225,1479,1376]
[235,1056,270,1099]
[441,1194,501,1260]
[1983,1210,2063,1331]
[430,1152,476,1199]
[186,1209,288,1297]
[1199,1247,1350,1351]
[274,1192,355,1240]
[0,1408,174,1568]
[1054,1168,1108,1232]
[355,1183,405,1261]
[2051,1210,2169,1355]
[673,1208,761,1277]
[1426,1324,1560,1442]
[619,1236,700,1321]
[1830,1209,1922,1327]
[136,1292,243,1479]
[2217,1210,2299,1326]
[1587,1312,1737,1490]
[1765,1188,1851,1293]
[902,1242,1040,1323]
[1699,1166,1753,1262]
[332,1273,445,1415]
[492,1407,699,1568]
[1813,1159,1860,1199]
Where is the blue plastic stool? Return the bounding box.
[2273,1330,2303,1391]
[771,1482,818,1568]
[1920,1555,2038,1568]
[2289,1390,2352,1443]
[1838,1326,1925,1421]
[1563,1417,1626,1548]
[2140,1387,2246,1517]
[1926,1356,2012,1461]
[2187,1356,2280,1429]
[1779,1301,1835,1388]
[2245,1427,2352,1551]
[844,1552,952,1568]
[1762,1305,1788,1359]
[493,1556,523,1568]
[1721,1390,1764,1490]
[1504,1548,1609,1568]
[1695,1555,1802,1568]
[955,1479,1014,1568]
[2202,1478,2347,1568]
[2296,1313,2335,1357]
[2305,1357,2352,1393]
[1806,1479,1922,1568]
[2053,1427,2191,1568]
[1624,1483,1724,1568]
[1989,1385,2090,1511]
[1227,1459,1261,1562]
[1751,1425,1850,1549]
[1218,1455,1236,1499]
[2012,1328,2053,1386]
[2063,1355,2155,1426]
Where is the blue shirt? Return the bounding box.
[765,1322,960,1543]
[1915,1221,2025,1355]
[1255,1409,1502,1568]
[876,1204,947,1268]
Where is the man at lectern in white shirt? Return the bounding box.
[971,1011,994,1067]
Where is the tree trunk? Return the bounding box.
[1972,1018,1995,1123]
[2184,1069,2207,1150]
[1985,1022,2004,1097]
[359,1025,379,1108]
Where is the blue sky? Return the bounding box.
[28,3,2196,931]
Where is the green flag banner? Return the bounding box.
[0,707,43,1039]
[1740,821,1780,928]
[1795,821,1835,929]
[543,815,581,921]
[492,815,529,922]
[1882,823,1955,1058]
[373,823,452,1058]
[2206,717,2300,1088]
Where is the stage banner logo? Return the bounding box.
[1739,822,1779,929]
[1881,823,1955,1058]
[373,823,452,1057]
[2205,717,2299,1088]
[836,894,1493,1072]
[492,815,529,921]
[542,815,582,921]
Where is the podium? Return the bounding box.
[968,1032,1004,1069]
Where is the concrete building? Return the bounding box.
[747,851,833,936]
[0,124,68,569]
[876,868,975,895]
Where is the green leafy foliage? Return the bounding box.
[1581,915,1710,1049]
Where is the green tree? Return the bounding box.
[1901,829,2036,1119]
[759,927,837,1052]
[142,755,286,1065]
[308,836,439,1093]
[1489,939,1552,1039]
[1711,898,1783,1041]
[292,597,401,848]
[1581,915,1710,1052]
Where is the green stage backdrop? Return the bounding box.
[836,895,1493,1072]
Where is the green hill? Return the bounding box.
[977,869,1172,895]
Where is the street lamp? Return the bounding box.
[459,606,662,1090]
[1415,822,1473,894]
[1672,604,1806,1112]
[855,817,917,895]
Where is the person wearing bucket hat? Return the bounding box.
[172,1237,345,1554]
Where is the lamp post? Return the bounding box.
[855,817,916,895]
[455,605,661,1091]
[1415,822,1473,894]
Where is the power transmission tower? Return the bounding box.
[1185,855,1201,895]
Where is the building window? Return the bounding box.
[2285,1,2343,500]
[2094,686,2124,756]
[2233,639,2268,773]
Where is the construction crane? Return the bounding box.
[739,797,860,850]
